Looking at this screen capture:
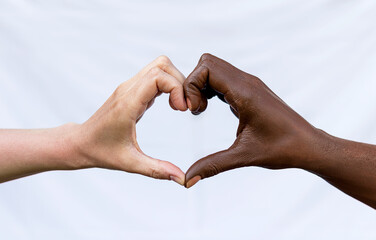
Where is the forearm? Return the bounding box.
[0,123,90,183]
[299,130,376,208]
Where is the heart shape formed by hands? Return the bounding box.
[2,51,373,209]
[2,53,375,209]
[80,54,318,189]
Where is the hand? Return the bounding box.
[77,56,187,185]
[183,53,320,188]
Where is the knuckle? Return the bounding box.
[171,79,181,88]
[114,82,126,96]
[111,85,127,108]
[150,167,158,178]
[148,67,162,79]
[200,53,213,63]
[156,55,171,67]
[207,162,220,177]
[184,74,199,89]
[113,86,121,98]
[183,76,193,87]
[201,53,212,58]
[149,163,162,179]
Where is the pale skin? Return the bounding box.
[0,56,187,185]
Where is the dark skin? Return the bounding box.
[183,53,376,209]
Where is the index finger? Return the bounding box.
[184,53,250,115]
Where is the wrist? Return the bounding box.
[57,123,95,170]
[293,128,340,173]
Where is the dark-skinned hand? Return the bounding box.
[183,53,376,209]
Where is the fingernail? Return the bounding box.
[171,102,177,110]
[170,176,184,186]
[187,99,192,111]
[182,100,188,111]
[185,175,201,188]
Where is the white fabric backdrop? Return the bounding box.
[1,0,376,239]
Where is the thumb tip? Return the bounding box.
[170,175,185,186]
[185,175,201,189]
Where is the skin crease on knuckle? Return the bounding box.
[156,55,172,71]
[148,160,165,179]
[149,165,159,179]
[149,67,162,80]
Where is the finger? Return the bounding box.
[184,53,246,115]
[169,97,177,110]
[138,67,187,111]
[183,64,209,115]
[155,55,186,84]
[142,56,185,84]
[155,70,187,111]
[134,153,185,186]
[185,143,245,188]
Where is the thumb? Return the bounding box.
[133,153,185,186]
[185,142,246,188]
